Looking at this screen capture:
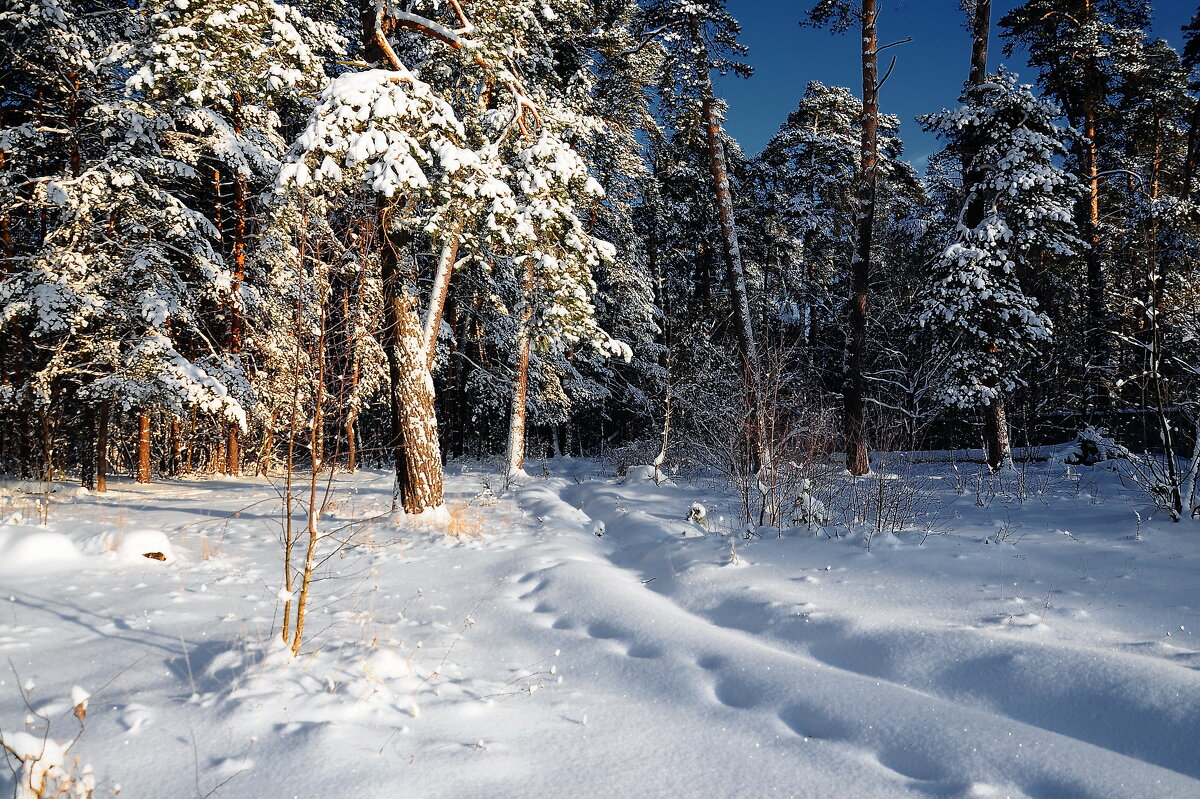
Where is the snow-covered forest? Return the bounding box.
[2,0,1200,796]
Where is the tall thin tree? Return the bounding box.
[805,0,906,475]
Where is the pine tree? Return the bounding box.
[1,0,125,481]
[125,0,337,475]
[918,72,1081,468]
[1001,0,1149,409]
[1107,31,1200,518]
[278,0,631,507]
[754,81,915,389]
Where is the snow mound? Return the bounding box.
[0,526,84,572]
[114,529,175,563]
[621,465,659,484]
[363,648,412,680]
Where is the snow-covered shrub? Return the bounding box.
[1114,417,1200,523]
[789,478,829,528]
[1065,426,1130,466]
[1,687,98,799]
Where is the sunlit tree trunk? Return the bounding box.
[691,17,768,474]
[380,217,444,513]
[136,412,151,483]
[844,0,880,476]
[424,228,461,369]
[505,258,535,479]
[96,400,108,493]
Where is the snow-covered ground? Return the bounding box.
[1,457,1198,798]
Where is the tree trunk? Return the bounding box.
[226,424,239,476]
[185,409,196,474]
[648,185,672,479]
[361,0,443,514]
[983,398,1013,471]
[170,417,182,476]
[259,408,277,475]
[693,17,768,474]
[291,304,329,655]
[1081,108,1107,411]
[845,0,880,477]
[505,258,535,479]
[344,416,357,473]
[96,400,108,493]
[344,309,359,472]
[967,0,991,88]
[37,409,53,508]
[448,296,472,460]
[342,274,362,473]
[136,412,151,483]
[424,227,461,369]
[380,215,443,514]
[81,408,95,490]
[226,166,248,475]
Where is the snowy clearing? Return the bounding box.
[0,458,1198,798]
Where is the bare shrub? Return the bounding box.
[828,421,945,549]
[602,440,661,479]
[676,346,839,531]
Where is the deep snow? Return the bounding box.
[0,456,1197,798]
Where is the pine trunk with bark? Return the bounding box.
[505,258,535,479]
[81,414,95,490]
[692,17,768,474]
[136,412,151,483]
[380,218,444,513]
[845,0,879,477]
[225,100,249,476]
[1074,0,1108,410]
[169,417,182,476]
[1081,108,1107,411]
[96,400,108,493]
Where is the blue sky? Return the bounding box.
[714,0,1196,170]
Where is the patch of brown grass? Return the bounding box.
[446,503,483,539]
[199,533,222,560]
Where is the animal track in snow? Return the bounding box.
[712,678,759,710]
[778,702,852,741]
[517,579,551,601]
[119,703,154,733]
[625,643,663,660]
[585,622,625,641]
[876,745,951,784]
